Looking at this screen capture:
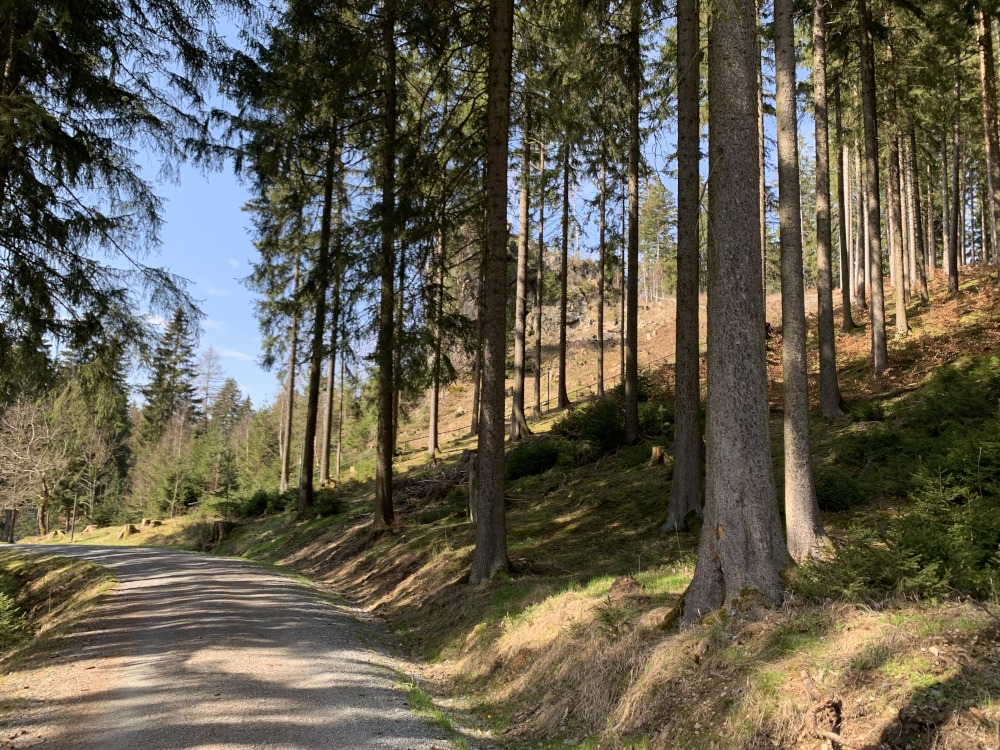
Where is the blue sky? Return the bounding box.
[150,163,278,408]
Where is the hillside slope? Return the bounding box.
[29,269,1000,750]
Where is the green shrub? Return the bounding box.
[850,399,887,422]
[639,401,674,440]
[232,488,296,518]
[506,438,561,480]
[815,468,866,512]
[0,574,26,650]
[797,471,1000,602]
[313,488,346,517]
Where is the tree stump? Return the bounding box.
[82,525,98,535]
[650,446,667,465]
[117,524,139,540]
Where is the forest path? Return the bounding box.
[2,545,454,750]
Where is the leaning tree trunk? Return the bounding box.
[470,0,514,585]
[858,0,889,376]
[532,140,545,419]
[374,0,397,529]
[624,0,641,443]
[558,141,570,410]
[777,0,830,560]
[665,0,703,531]
[298,149,335,519]
[812,0,845,419]
[682,0,786,625]
[510,104,532,441]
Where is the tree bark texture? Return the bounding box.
[624,0,642,442]
[299,152,335,518]
[776,0,830,559]
[470,0,514,585]
[279,253,300,496]
[858,0,889,375]
[597,153,607,398]
[908,124,930,305]
[835,91,855,330]
[950,68,961,293]
[558,142,570,409]
[510,106,531,441]
[811,0,845,419]
[533,141,545,419]
[666,0,703,531]
[886,40,909,336]
[682,0,786,624]
[374,1,397,529]
[978,9,1000,268]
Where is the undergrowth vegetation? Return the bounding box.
[23,271,1000,749]
[0,550,114,666]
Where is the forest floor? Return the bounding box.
[21,267,1000,750]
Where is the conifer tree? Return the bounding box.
[140,308,201,444]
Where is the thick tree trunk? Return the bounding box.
[759,24,768,301]
[532,141,545,419]
[812,0,845,419]
[836,91,855,330]
[682,0,786,624]
[374,2,397,529]
[666,0,703,531]
[470,0,514,585]
[978,9,1000,267]
[279,254,301,495]
[510,106,531,441]
[777,0,830,559]
[624,0,641,442]
[858,0,889,375]
[558,142,570,410]
[298,151,335,518]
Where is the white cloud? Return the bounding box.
[228,258,240,270]
[202,282,231,298]
[218,348,255,362]
[203,318,230,333]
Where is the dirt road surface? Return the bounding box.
[1,545,456,750]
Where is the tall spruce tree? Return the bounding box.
[140,308,201,444]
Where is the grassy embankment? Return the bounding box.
[27,268,1000,749]
[0,550,114,680]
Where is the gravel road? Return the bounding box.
[3,545,456,750]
